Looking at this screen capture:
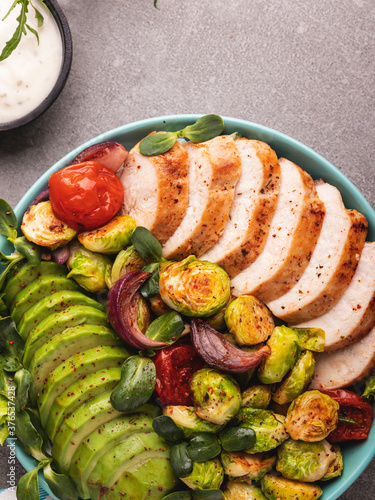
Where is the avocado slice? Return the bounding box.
[29,324,120,401]
[38,345,128,427]
[23,305,110,368]
[17,290,105,340]
[45,366,122,441]
[69,410,160,499]
[51,390,122,473]
[11,275,81,326]
[4,261,67,307]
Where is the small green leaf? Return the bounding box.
[43,463,78,500]
[140,263,160,298]
[0,423,9,445]
[0,199,18,242]
[15,408,43,448]
[0,1,29,62]
[0,316,25,372]
[0,255,25,294]
[132,226,162,262]
[32,5,44,27]
[13,237,41,265]
[16,461,48,500]
[338,416,360,426]
[180,114,224,143]
[139,131,178,156]
[145,311,184,344]
[153,0,159,9]
[0,368,12,398]
[14,368,32,412]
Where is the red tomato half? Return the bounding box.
[322,389,374,442]
[49,161,124,232]
[153,340,205,406]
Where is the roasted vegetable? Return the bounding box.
[110,245,146,286]
[221,450,275,482]
[163,406,222,438]
[223,481,267,500]
[67,241,111,293]
[261,474,323,499]
[180,458,224,491]
[321,444,343,481]
[292,327,325,352]
[242,384,272,409]
[78,215,136,254]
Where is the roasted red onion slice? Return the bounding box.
[27,188,49,211]
[51,245,69,265]
[107,270,170,349]
[190,319,271,373]
[72,141,128,173]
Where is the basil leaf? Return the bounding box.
[139,131,178,156]
[140,263,160,298]
[0,199,18,241]
[180,114,224,143]
[43,462,78,500]
[14,368,32,412]
[13,236,41,265]
[145,311,184,344]
[0,317,25,372]
[132,226,162,262]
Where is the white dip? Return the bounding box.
[0,0,63,124]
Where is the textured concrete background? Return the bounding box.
[0,0,374,498]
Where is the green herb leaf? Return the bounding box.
[26,23,39,43]
[0,255,25,294]
[145,311,184,344]
[140,263,160,298]
[132,226,162,262]
[338,416,361,426]
[0,316,24,372]
[0,368,12,398]
[43,463,78,500]
[14,368,32,412]
[0,199,18,242]
[0,1,29,62]
[32,5,44,27]
[13,236,41,265]
[139,131,178,156]
[16,460,49,500]
[15,408,43,447]
[180,114,225,143]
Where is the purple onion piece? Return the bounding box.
[41,250,52,261]
[190,319,271,373]
[107,270,170,349]
[72,141,129,173]
[51,245,69,265]
[27,188,49,212]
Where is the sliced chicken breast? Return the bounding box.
[310,326,375,390]
[268,181,368,324]
[231,158,325,302]
[200,139,280,278]
[120,135,189,244]
[295,242,375,351]
[162,135,241,260]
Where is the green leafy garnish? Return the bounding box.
[43,463,78,500]
[0,316,25,372]
[16,459,50,500]
[132,226,162,262]
[145,311,184,344]
[140,262,160,298]
[139,114,225,156]
[0,0,48,62]
[338,416,361,426]
[0,199,18,242]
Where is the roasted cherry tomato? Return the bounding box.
[321,389,373,442]
[153,339,205,406]
[49,161,124,232]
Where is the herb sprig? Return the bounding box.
[0,0,49,62]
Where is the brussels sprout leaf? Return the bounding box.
[0,199,18,241]
[362,373,375,402]
[180,114,225,143]
[0,317,24,372]
[14,368,32,412]
[132,227,162,262]
[43,462,78,500]
[145,311,184,344]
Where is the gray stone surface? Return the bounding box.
[0,0,374,498]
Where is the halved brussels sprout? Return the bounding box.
[258,326,301,385]
[321,444,343,481]
[261,474,323,500]
[276,438,337,482]
[159,256,231,317]
[21,201,76,249]
[190,368,242,425]
[78,215,136,254]
[163,406,222,438]
[137,296,153,333]
[180,459,224,491]
[221,450,276,482]
[272,351,316,405]
[236,408,288,454]
[223,480,267,500]
[149,293,171,316]
[293,327,325,352]
[67,241,111,293]
[224,295,274,346]
[207,298,232,331]
[284,390,339,442]
[242,385,271,410]
[110,245,146,286]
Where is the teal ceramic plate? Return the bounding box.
[5,115,375,500]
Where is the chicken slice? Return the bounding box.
[295,242,375,351]
[310,326,375,390]
[120,134,189,244]
[200,139,280,278]
[231,158,325,302]
[268,180,368,324]
[162,135,241,260]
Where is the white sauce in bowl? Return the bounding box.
[0,0,63,124]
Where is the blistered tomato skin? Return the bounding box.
[49,161,124,232]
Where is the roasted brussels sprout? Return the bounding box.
[261,474,323,500]
[293,327,325,352]
[224,295,274,346]
[110,245,146,286]
[67,241,112,293]
[207,299,231,331]
[78,214,136,254]
[21,201,76,249]
[258,326,301,385]
[284,390,339,442]
[180,459,224,491]
[242,384,272,409]
[190,368,242,425]
[236,408,288,453]
[221,450,276,482]
[276,438,337,482]
[159,256,231,317]
[149,293,171,316]
[163,406,222,438]
[272,351,316,405]
[223,481,267,500]
[321,444,343,481]
[137,296,153,333]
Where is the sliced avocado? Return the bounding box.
[17,290,105,340]
[23,305,110,368]
[69,411,159,499]
[29,324,120,401]
[51,390,122,474]
[87,431,171,500]
[11,275,82,326]
[38,345,129,427]
[4,261,67,307]
[45,366,122,441]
